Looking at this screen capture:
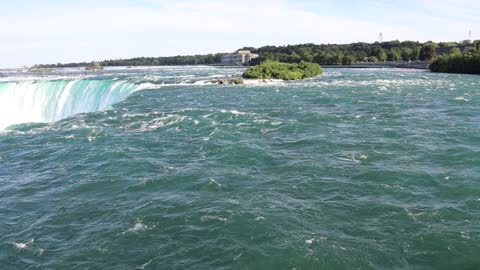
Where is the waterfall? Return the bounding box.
[0,79,139,130]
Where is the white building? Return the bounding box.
[221,50,259,65]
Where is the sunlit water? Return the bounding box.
[0,66,479,269]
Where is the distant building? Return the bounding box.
[221,50,259,65]
[85,62,104,71]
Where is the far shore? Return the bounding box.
[210,61,430,70]
[1,62,429,72]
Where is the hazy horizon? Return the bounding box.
[1,0,479,68]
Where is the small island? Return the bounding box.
[242,61,323,80]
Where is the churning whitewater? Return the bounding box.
[0,66,244,130]
[0,66,479,269]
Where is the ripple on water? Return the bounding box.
[1,68,479,269]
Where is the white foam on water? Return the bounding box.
[454,96,469,101]
[332,245,348,251]
[126,222,148,233]
[305,236,327,244]
[404,208,426,222]
[200,215,228,223]
[208,178,222,188]
[243,79,284,85]
[13,239,34,250]
[220,109,248,116]
[129,115,187,132]
[137,259,153,270]
[233,252,243,261]
[381,184,405,190]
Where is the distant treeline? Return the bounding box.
[35,40,479,68]
[246,41,478,66]
[430,43,480,74]
[35,54,225,68]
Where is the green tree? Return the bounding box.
[449,48,462,56]
[387,49,401,61]
[289,52,301,63]
[377,49,387,62]
[419,43,437,61]
[401,48,413,61]
[342,55,356,65]
[336,52,344,65]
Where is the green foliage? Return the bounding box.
[233,78,244,85]
[377,49,387,61]
[419,43,437,61]
[369,56,379,63]
[449,48,462,56]
[35,41,467,68]
[387,49,401,61]
[242,61,322,80]
[36,54,226,68]
[430,47,480,74]
[401,48,413,61]
[247,41,434,66]
[342,55,356,65]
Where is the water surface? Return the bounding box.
[0,67,479,269]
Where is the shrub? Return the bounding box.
[233,78,244,84]
[242,61,322,80]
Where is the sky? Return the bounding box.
[1,0,479,67]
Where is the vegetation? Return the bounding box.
[247,41,479,66]
[33,40,480,69]
[430,43,480,74]
[242,61,322,80]
[233,78,244,85]
[249,41,419,65]
[419,42,437,62]
[35,54,225,68]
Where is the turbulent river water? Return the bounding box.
[0,66,479,269]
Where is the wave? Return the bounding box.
[0,79,140,130]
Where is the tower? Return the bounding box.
[379,32,383,43]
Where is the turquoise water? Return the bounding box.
[0,67,479,269]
